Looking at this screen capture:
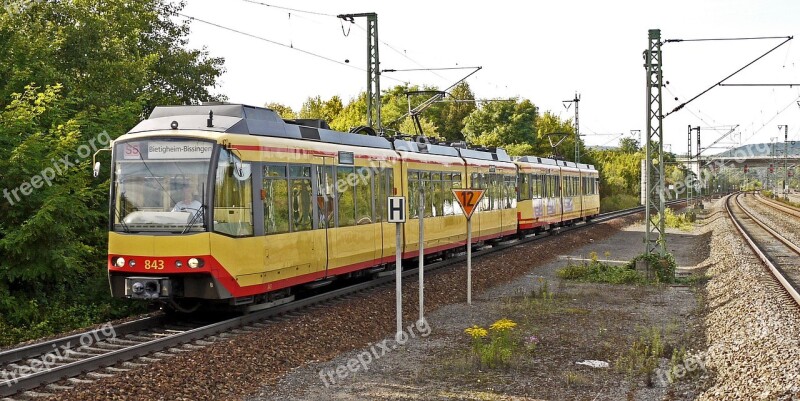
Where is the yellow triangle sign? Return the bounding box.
[452,189,486,219]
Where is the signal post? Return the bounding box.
[452,189,485,305]
[387,196,406,336]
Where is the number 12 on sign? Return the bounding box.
[452,189,486,305]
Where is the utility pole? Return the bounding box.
[338,13,381,131]
[779,125,789,199]
[563,93,581,163]
[695,126,701,197]
[687,125,692,205]
[644,29,666,256]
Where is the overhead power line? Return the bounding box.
[240,0,336,17]
[664,36,791,43]
[664,35,794,118]
[383,66,482,73]
[177,12,406,83]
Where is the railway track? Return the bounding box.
[752,192,800,218]
[724,193,800,307]
[0,201,682,399]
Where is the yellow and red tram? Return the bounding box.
[106,104,599,310]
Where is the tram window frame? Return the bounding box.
[214,149,254,237]
[335,166,357,227]
[355,166,373,225]
[505,174,516,208]
[261,163,290,235]
[315,164,335,229]
[289,165,313,232]
[408,171,419,219]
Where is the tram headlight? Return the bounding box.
[128,259,136,267]
[188,257,204,269]
[114,257,125,268]
[175,260,183,268]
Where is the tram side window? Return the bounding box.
[290,166,313,232]
[408,171,419,219]
[355,167,373,225]
[537,174,545,198]
[214,150,254,237]
[442,173,453,215]
[263,165,290,235]
[432,172,444,217]
[506,175,517,208]
[337,166,356,227]
[452,173,462,189]
[374,168,384,223]
[519,174,530,201]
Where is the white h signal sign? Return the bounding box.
[388,197,406,223]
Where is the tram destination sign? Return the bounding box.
[123,140,214,160]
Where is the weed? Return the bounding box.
[627,253,677,284]
[664,208,694,231]
[523,334,540,353]
[565,371,589,386]
[615,326,669,386]
[464,318,519,370]
[556,259,643,284]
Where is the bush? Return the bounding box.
[664,208,694,231]
[600,194,640,213]
[557,252,643,284]
[627,253,677,284]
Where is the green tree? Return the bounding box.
[430,82,476,141]
[462,98,538,150]
[265,102,296,119]
[380,84,442,138]
[619,137,640,154]
[329,93,367,132]
[534,111,585,161]
[298,95,344,123]
[0,0,225,344]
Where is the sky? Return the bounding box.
[179,0,800,155]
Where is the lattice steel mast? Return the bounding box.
[644,29,666,256]
[338,13,381,131]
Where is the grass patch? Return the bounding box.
[557,252,643,284]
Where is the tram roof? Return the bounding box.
[131,104,519,163]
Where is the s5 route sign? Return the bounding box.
[452,189,485,219]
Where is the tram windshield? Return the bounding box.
[112,139,214,233]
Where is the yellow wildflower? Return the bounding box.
[464,325,488,339]
[489,318,517,332]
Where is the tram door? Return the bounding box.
[315,158,335,277]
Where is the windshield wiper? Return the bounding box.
[181,205,206,234]
[115,206,130,233]
[115,192,130,233]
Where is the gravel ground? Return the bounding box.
[248,214,710,401]
[739,194,800,246]
[36,214,654,401]
[694,197,800,400]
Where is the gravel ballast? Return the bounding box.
[40,215,643,400]
[694,197,800,400]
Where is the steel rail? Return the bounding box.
[725,193,800,307]
[753,192,800,219]
[0,200,679,397]
[0,316,167,367]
